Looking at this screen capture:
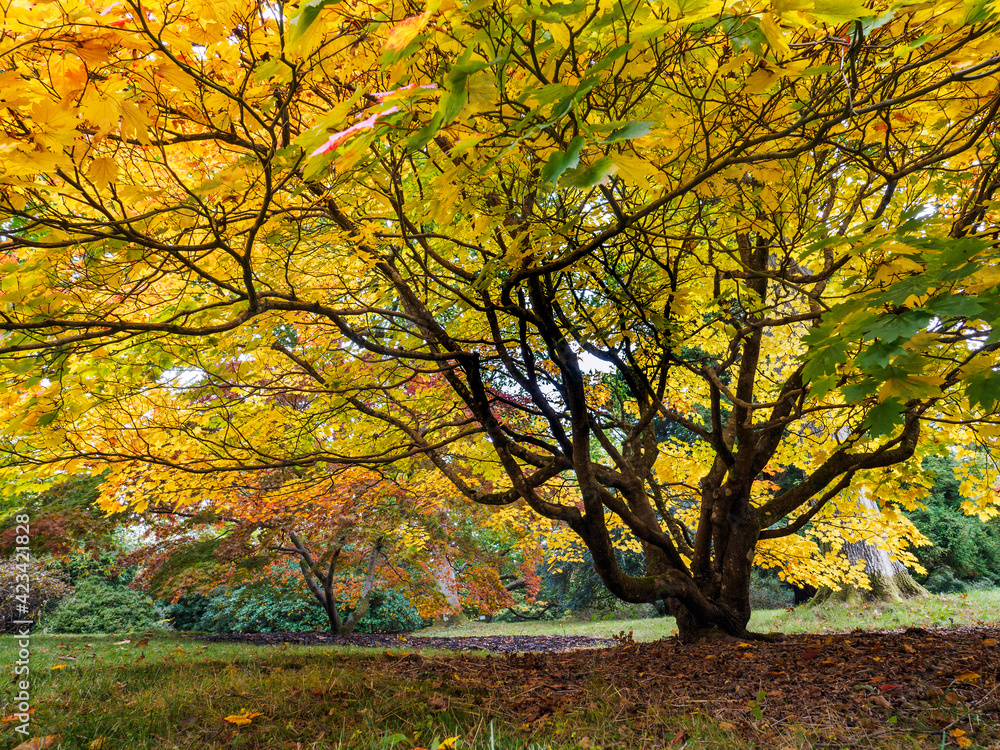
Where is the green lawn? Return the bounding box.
[417,588,1000,641]
[1,591,998,750]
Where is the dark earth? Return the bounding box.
[204,627,1000,747]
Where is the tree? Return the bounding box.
[2,0,1000,641]
[108,457,544,634]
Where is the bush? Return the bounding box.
[46,578,162,633]
[0,559,72,633]
[749,569,795,610]
[908,454,1000,587]
[923,569,968,595]
[166,585,428,633]
[198,585,329,633]
[359,589,429,632]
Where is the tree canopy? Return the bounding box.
[2,0,1000,639]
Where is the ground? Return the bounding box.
[3,593,1000,749]
[205,627,1000,748]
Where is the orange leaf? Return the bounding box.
[13,736,60,750]
[385,12,430,51]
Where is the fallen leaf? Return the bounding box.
[955,672,980,683]
[13,736,60,750]
[222,710,263,726]
[427,695,448,712]
[983,638,997,647]
[52,664,68,670]
[134,638,149,648]
[950,729,972,749]
[89,737,107,750]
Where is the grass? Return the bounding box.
[417,588,1000,641]
[1,590,997,750]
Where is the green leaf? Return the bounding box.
[36,409,61,428]
[801,336,848,382]
[406,111,444,152]
[925,294,984,319]
[842,380,877,403]
[603,121,653,143]
[863,310,933,343]
[522,0,588,22]
[540,136,585,184]
[292,0,338,41]
[862,399,905,437]
[440,79,468,123]
[966,372,1000,412]
[560,156,615,188]
[856,340,906,370]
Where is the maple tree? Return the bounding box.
[2,0,1000,641]
[112,459,542,633]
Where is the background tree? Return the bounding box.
[2,0,1000,641]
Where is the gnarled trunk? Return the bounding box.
[289,531,383,635]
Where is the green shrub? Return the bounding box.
[167,585,428,633]
[46,578,161,634]
[908,454,1000,587]
[360,589,428,632]
[201,584,329,633]
[749,569,795,610]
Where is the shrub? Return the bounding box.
[359,589,428,632]
[749,569,795,610]
[908,454,1000,587]
[46,578,162,634]
[923,569,968,595]
[166,584,428,633]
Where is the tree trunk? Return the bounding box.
[341,540,382,635]
[430,553,466,627]
[287,532,383,635]
[813,538,926,605]
[813,492,926,605]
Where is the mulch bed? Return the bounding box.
[200,631,613,653]
[204,627,1000,746]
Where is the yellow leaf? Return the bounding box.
[222,710,263,725]
[89,737,107,750]
[759,13,790,57]
[52,663,68,670]
[542,22,571,49]
[87,157,118,188]
[120,101,151,144]
[745,67,780,95]
[955,672,980,682]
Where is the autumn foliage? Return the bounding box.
[2,0,1000,638]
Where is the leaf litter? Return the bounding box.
[205,625,999,746]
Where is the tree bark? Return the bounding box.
[813,492,926,606]
[288,531,383,635]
